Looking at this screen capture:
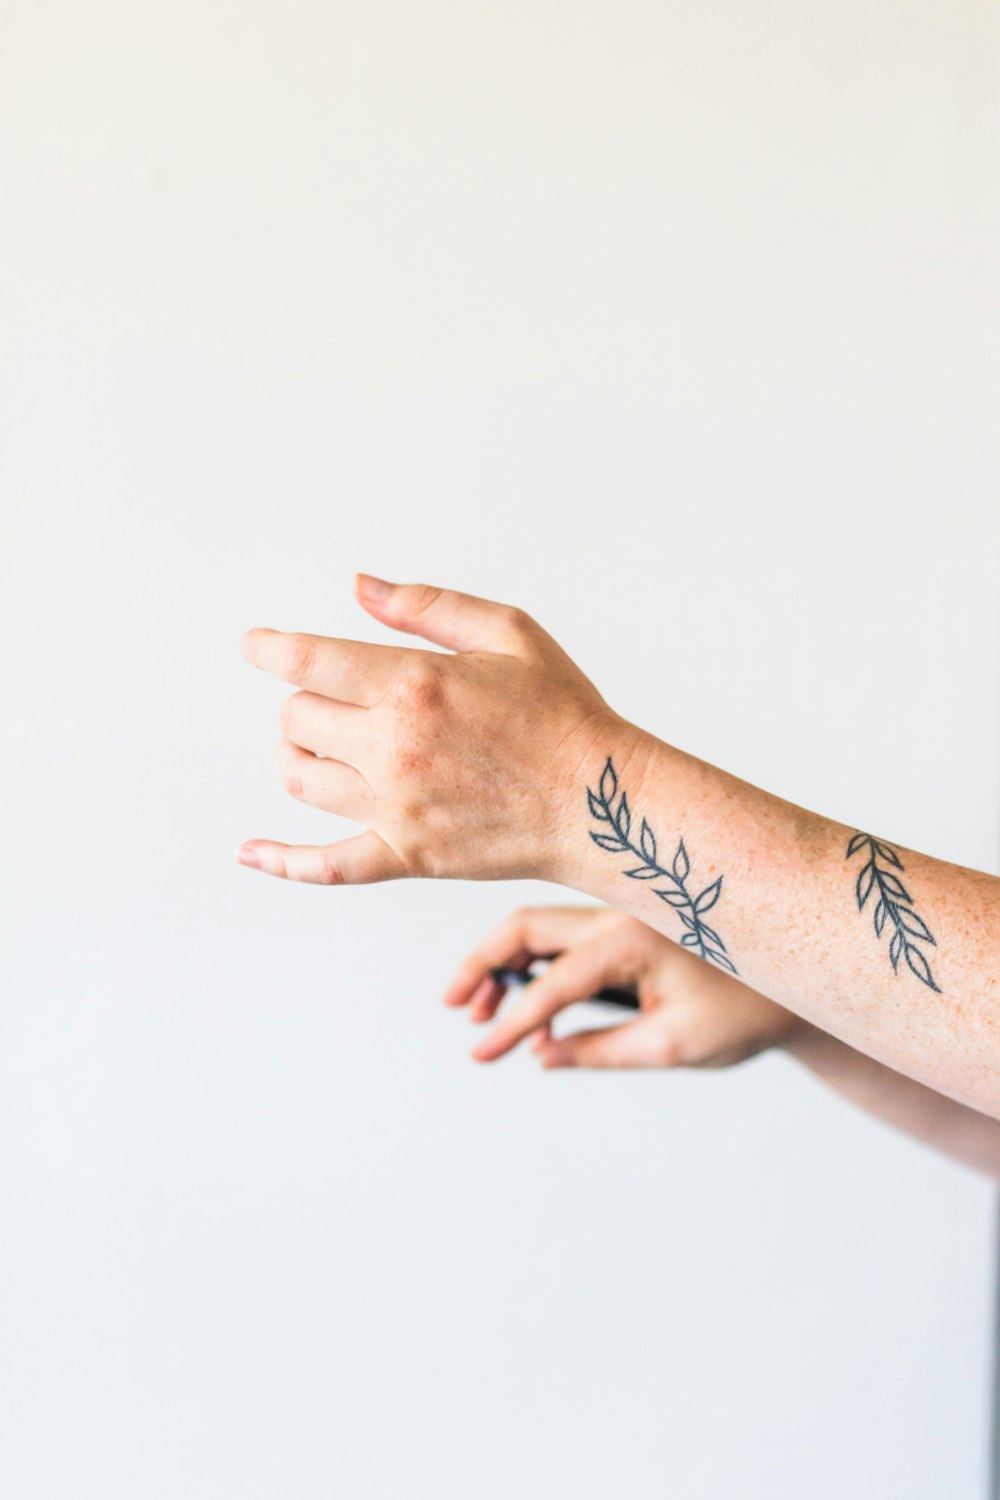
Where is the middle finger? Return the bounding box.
[280,691,368,763]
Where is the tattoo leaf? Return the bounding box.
[707,950,739,975]
[694,876,723,914]
[878,871,911,903]
[587,786,611,822]
[585,759,737,977]
[587,789,608,822]
[898,908,935,945]
[905,945,941,991]
[672,840,690,882]
[655,888,690,908]
[855,861,875,910]
[846,831,941,993]
[591,833,627,853]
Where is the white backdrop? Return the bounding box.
[2,3,999,1497]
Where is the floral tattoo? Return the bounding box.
[586,757,737,975]
[846,832,941,992]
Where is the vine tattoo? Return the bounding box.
[586,757,737,974]
[846,832,941,992]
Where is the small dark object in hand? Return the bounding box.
[489,964,640,1010]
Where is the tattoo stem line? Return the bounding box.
[586,757,738,975]
[847,831,941,992]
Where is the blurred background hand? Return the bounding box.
[443,905,805,1069]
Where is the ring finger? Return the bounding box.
[280,690,370,764]
[276,738,373,819]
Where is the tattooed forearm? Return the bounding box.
[847,832,941,992]
[586,758,738,974]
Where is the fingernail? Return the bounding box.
[239,630,254,658]
[236,845,261,869]
[356,573,393,602]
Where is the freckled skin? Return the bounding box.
[789,804,836,861]
[445,904,1000,1178]
[238,576,1000,1122]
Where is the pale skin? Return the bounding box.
[444,905,1000,1181]
[238,574,1000,1129]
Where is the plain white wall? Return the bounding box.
[2,3,999,1497]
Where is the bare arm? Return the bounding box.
[783,1024,1000,1178]
[238,577,1000,1117]
[558,729,1000,1117]
[444,906,1000,1180]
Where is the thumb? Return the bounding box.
[235,829,406,885]
[536,1015,676,1070]
[354,574,529,654]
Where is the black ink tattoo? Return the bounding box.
[586,757,738,975]
[847,832,941,992]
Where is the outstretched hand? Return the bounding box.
[238,575,630,886]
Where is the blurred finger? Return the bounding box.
[536,1017,675,1070]
[467,973,507,1024]
[471,937,616,1062]
[530,1023,553,1053]
[442,905,607,1009]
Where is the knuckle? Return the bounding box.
[506,906,538,947]
[500,603,535,639]
[276,742,305,798]
[387,740,432,779]
[523,995,555,1032]
[400,840,436,878]
[409,677,445,715]
[283,634,317,680]
[394,657,446,715]
[319,849,345,885]
[397,795,429,827]
[458,954,484,983]
[408,585,443,620]
[655,1033,682,1068]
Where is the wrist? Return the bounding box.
[547,711,663,890]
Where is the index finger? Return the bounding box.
[441,905,606,1009]
[240,629,405,706]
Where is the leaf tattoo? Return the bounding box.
[846,832,941,992]
[586,757,737,974]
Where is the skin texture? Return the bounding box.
[239,575,610,885]
[238,575,1000,1119]
[444,905,1000,1180]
